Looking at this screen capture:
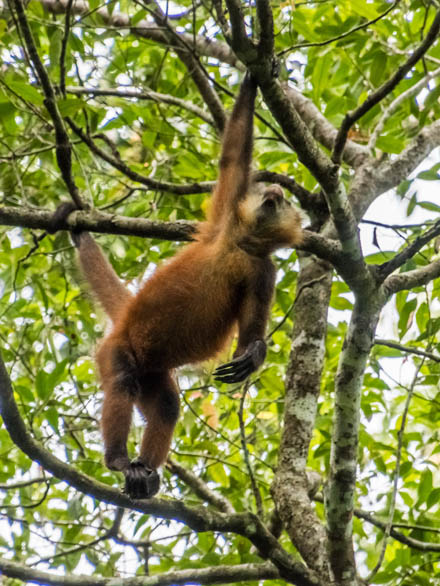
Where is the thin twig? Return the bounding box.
[59,0,74,97]
[374,338,440,363]
[377,216,440,280]
[278,0,401,56]
[66,86,214,125]
[12,0,84,209]
[367,356,426,581]
[11,0,84,208]
[369,64,440,150]
[238,381,264,518]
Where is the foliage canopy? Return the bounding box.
[1,1,440,585]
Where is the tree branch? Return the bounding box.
[374,338,440,363]
[145,0,226,132]
[36,0,243,68]
[0,203,344,270]
[167,459,235,514]
[332,10,440,163]
[0,556,280,586]
[278,0,402,55]
[272,257,332,580]
[377,216,440,280]
[349,119,440,223]
[255,0,275,57]
[325,292,384,583]
[369,64,440,151]
[354,506,440,552]
[284,85,369,169]
[11,0,84,208]
[384,258,440,293]
[367,359,424,581]
[0,204,196,241]
[66,86,215,125]
[67,118,215,194]
[59,0,74,97]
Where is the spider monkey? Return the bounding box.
[62,75,303,499]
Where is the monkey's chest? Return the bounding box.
[125,263,245,369]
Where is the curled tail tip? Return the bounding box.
[50,201,85,247]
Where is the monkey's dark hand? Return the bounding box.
[214,340,266,383]
[124,460,160,499]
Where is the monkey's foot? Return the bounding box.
[124,460,160,499]
[214,340,266,383]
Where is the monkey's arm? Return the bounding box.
[214,260,275,383]
[209,75,258,222]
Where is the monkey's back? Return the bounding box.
[114,240,252,370]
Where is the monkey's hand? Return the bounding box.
[124,460,160,499]
[214,340,266,383]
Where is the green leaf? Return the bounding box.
[6,81,44,105]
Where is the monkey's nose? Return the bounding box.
[263,184,284,204]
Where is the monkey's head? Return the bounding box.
[237,184,303,256]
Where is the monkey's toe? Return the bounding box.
[124,461,160,499]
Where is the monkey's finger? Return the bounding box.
[214,365,250,381]
[214,361,253,383]
[214,368,251,383]
[214,354,251,374]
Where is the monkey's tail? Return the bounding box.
[75,232,133,323]
[50,202,132,322]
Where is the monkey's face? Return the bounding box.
[238,184,303,254]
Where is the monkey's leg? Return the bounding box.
[97,341,158,499]
[101,377,162,499]
[135,372,180,481]
[101,382,133,472]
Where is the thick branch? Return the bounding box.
[0,557,280,586]
[255,0,275,56]
[325,294,384,584]
[224,0,255,57]
[255,79,336,193]
[0,354,320,586]
[0,205,195,241]
[272,257,332,580]
[384,259,440,293]
[333,10,440,163]
[0,204,343,270]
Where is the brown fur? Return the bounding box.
[73,75,303,498]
